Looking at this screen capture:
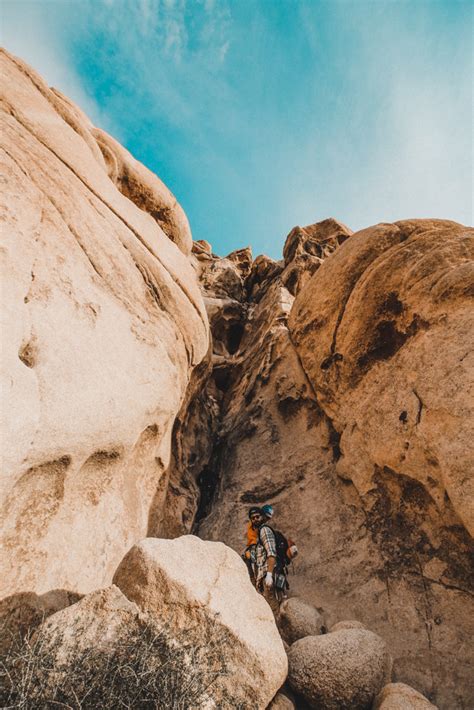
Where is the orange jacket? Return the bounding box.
[246,521,259,547]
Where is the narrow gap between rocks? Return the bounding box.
[192,441,225,532]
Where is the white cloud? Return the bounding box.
[0,0,113,134]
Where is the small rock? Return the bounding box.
[268,690,295,709]
[193,239,213,255]
[279,597,324,644]
[329,619,366,632]
[287,628,392,709]
[374,682,438,709]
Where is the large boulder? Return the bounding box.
[279,597,325,644]
[287,628,392,709]
[374,682,438,709]
[113,535,287,709]
[0,49,209,599]
[290,219,474,536]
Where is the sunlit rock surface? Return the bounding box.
[113,536,288,709]
[290,219,474,535]
[0,49,209,599]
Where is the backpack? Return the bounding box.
[258,525,292,571]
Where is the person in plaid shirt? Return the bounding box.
[248,507,277,593]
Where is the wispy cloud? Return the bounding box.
[1,0,112,133]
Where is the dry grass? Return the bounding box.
[0,617,240,709]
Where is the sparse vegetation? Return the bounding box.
[0,617,238,709]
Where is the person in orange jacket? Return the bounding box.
[247,504,273,544]
[242,505,275,581]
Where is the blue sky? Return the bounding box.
[2,0,472,258]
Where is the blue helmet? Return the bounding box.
[261,504,274,519]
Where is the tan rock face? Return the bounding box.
[113,536,288,708]
[92,127,193,254]
[247,254,284,302]
[289,219,474,535]
[281,218,352,296]
[0,49,209,600]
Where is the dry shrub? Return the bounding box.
[0,616,242,709]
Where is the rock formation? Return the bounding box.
[279,597,325,645]
[0,48,209,601]
[1,51,473,710]
[289,219,474,536]
[269,692,296,710]
[187,219,473,708]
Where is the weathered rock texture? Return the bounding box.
[31,586,142,665]
[281,218,352,296]
[3,584,253,709]
[374,682,439,710]
[113,536,287,708]
[278,597,325,644]
[287,628,392,709]
[290,219,474,535]
[0,49,209,601]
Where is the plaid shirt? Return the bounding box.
[251,524,277,590]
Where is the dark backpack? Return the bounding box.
[258,525,290,571]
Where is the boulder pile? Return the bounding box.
[273,596,437,710]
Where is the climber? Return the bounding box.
[248,507,277,598]
[242,506,264,582]
[244,504,298,601]
[242,504,274,575]
[244,504,273,550]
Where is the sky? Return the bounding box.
[2,0,472,258]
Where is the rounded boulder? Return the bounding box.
[269,691,296,710]
[279,597,324,644]
[287,628,392,709]
[374,683,438,709]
